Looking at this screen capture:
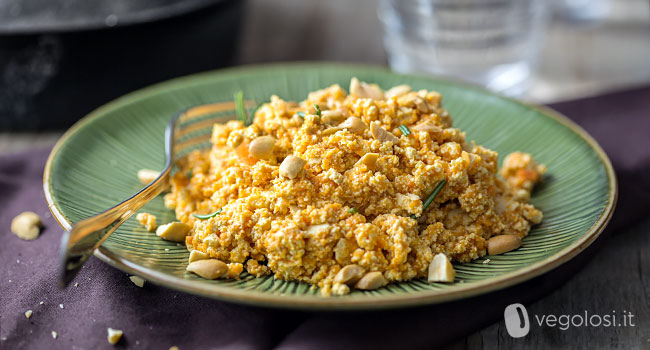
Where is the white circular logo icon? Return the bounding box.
[504,303,530,338]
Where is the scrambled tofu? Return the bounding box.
[136,212,157,232]
[167,80,545,295]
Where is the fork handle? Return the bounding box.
[59,170,170,287]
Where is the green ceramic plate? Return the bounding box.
[44,63,616,310]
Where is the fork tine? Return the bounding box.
[59,99,256,287]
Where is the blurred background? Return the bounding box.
[1,0,649,137]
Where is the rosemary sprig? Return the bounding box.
[313,104,321,117]
[348,208,358,214]
[398,124,411,136]
[192,209,222,220]
[410,179,447,220]
[422,179,446,212]
[234,91,254,126]
[234,91,246,123]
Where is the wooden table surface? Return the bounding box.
[2,0,649,348]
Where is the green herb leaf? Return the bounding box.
[313,104,321,117]
[234,91,247,125]
[411,179,446,220]
[187,170,192,179]
[348,208,358,214]
[422,179,446,212]
[399,125,411,136]
[192,209,222,220]
[296,111,306,118]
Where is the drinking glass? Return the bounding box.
[378,0,548,96]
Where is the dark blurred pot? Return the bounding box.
[0,0,244,130]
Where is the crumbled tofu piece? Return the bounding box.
[428,253,456,283]
[11,211,42,240]
[136,212,157,232]
[332,283,350,296]
[129,275,146,288]
[107,328,123,345]
[156,222,191,242]
[500,152,547,192]
[163,193,177,209]
[25,310,33,319]
[245,260,271,277]
[226,263,244,279]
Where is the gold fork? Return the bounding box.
[58,101,248,287]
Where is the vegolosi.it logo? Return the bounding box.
[504,303,636,338]
[504,303,530,338]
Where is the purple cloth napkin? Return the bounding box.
[2,86,649,350]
